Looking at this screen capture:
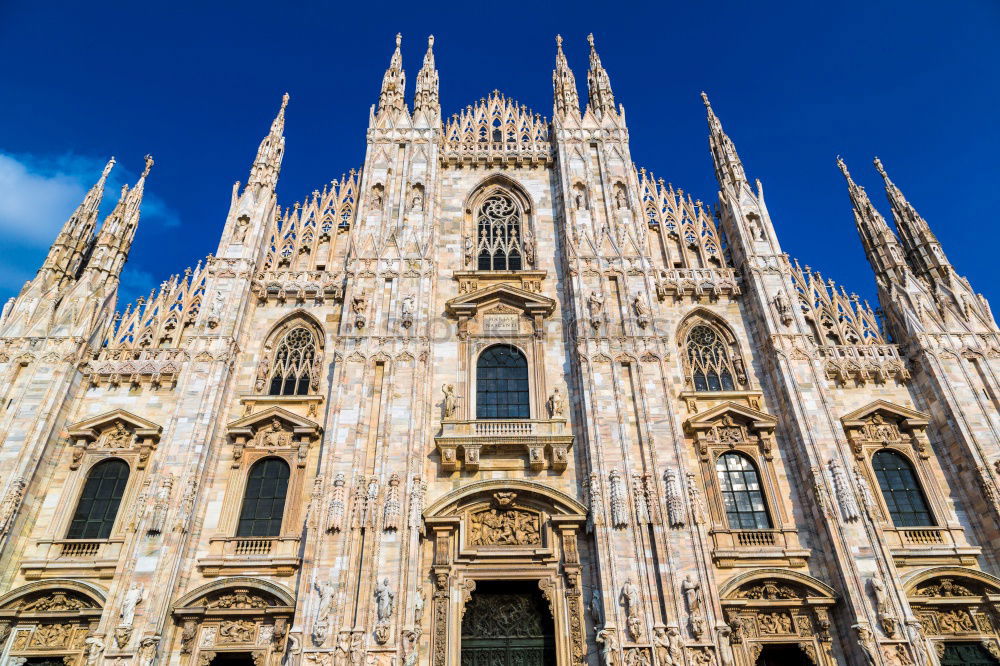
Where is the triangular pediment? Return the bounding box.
[227,406,321,435]
[446,283,555,317]
[840,400,928,428]
[66,409,162,438]
[685,401,777,431]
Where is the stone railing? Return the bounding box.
[709,528,810,568]
[655,268,740,300]
[881,525,980,566]
[20,538,125,579]
[440,140,553,167]
[435,419,573,473]
[198,536,301,577]
[85,348,187,389]
[817,344,910,384]
[251,271,344,304]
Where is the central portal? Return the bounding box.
[460,580,556,666]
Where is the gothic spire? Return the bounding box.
[413,35,440,119]
[377,33,407,116]
[585,33,616,118]
[552,35,580,119]
[837,157,908,284]
[873,157,951,280]
[82,155,153,285]
[247,93,289,192]
[701,92,748,192]
[39,156,115,287]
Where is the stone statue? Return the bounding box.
[591,590,602,625]
[442,384,457,419]
[315,580,335,618]
[463,235,474,266]
[547,387,565,418]
[234,215,250,243]
[596,628,620,666]
[120,583,144,627]
[84,635,104,666]
[652,628,671,666]
[681,575,701,615]
[522,231,535,265]
[374,578,394,622]
[620,579,640,619]
[410,190,423,212]
[413,589,425,624]
[872,576,889,615]
[401,295,414,316]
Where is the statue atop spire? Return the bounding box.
[701,92,748,191]
[378,33,407,116]
[585,33,616,118]
[413,34,439,119]
[552,35,580,119]
[247,93,289,192]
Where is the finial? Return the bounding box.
[873,156,887,178]
[103,157,116,178]
[836,155,850,179]
[587,33,595,48]
[556,34,563,48]
[142,155,154,178]
[428,34,434,48]
[700,91,711,108]
[395,33,402,47]
[281,92,290,110]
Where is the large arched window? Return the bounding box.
[686,324,737,391]
[872,450,933,527]
[476,345,530,419]
[477,192,523,271]
[716,452,772,530]
[267,326,318,396]
[237,458,291,537]
[67,459,130,539]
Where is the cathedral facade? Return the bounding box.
[2,32,1000,666]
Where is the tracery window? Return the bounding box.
[716,452,772,530]
[686,324,737,391]
[236,457,290,537]
[872,450,933,527]
[476,345,530,419]
[477,193,523,271]
[67,459,129,539]
[267,326,318,396]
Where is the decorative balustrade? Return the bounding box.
[709,529,809,568]
[881,525,980,566]
[21,538,125,579]
[654,268,740,300]
[435,419,573,473]
[198,536,301,577]
[818,344,910,384]
[735,530,778,547]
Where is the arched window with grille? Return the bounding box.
[685,323,739,391]
[476,345,530,419]
[716,452,772,530]
[237,458,290,537]
[67,459,130,539]
[871,450,933,527]
[476,192,523,271]
[266,326,318,396]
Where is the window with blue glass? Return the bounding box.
[715,452,772,530]
[872,450,933,527]
[237,457,291,537]
[476,345,530,419]
[67,458,130,539]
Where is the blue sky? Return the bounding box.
[1,1,998,310]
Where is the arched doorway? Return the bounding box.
[460,580,555,665]
[939,642,1000,665]
[755,643,813,666]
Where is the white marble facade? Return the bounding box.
[1,33,1000,666]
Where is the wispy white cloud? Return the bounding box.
[0,151,180,300]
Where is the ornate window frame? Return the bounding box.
[462,175,536,272]
[677,313,749,394]
[685,402,808,567]
[439,286,569,473]
[422,480,588,666]
[719,569,838,666]
[21,411,161,579]
[197,407,321,577]
[841,401,979,565]
[170,578,294,664]
[250,313,325,416]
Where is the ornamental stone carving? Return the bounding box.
[609,469,629,528]
[468,493,541,546]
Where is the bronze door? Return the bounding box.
[461,582,556,666]
[939,642,1000,666]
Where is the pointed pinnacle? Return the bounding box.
[873,156,887,178]
[395,32,402,47]
[103,157,116,178]
[556,34,563,49]
[700,91,711,108]
[141,154,154,178]
[836,156,852,182]
[587,33,595,48]
[428,34,434,48]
